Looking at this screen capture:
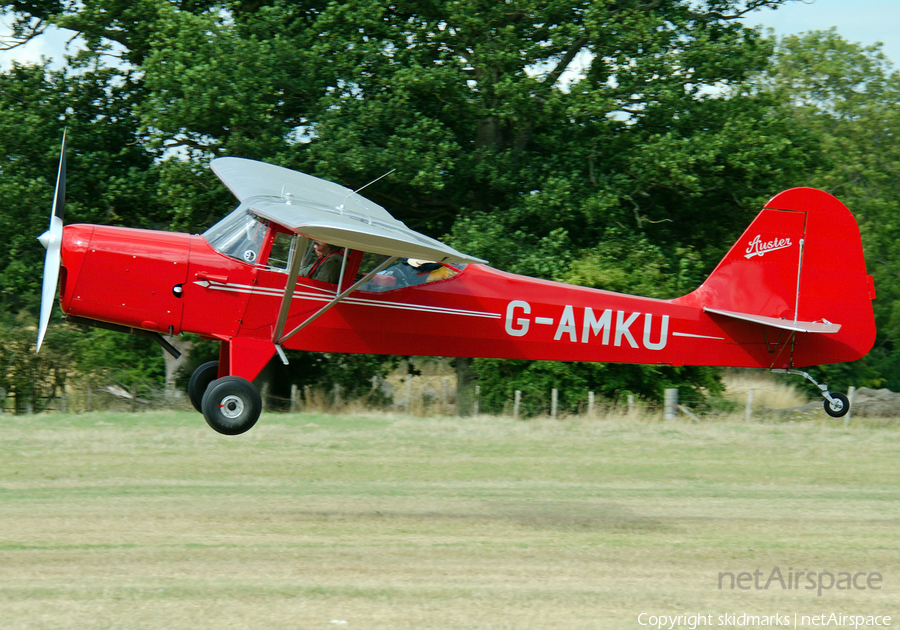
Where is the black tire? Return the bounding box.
[824,392,850,418]
[201,376,262,436]
[188,361,219,413]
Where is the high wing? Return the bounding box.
[210,157,485,265]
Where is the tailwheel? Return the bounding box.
[824,392,850,418]
[772,368,851,419]
[188,361,219,413]
[201,376,262,435]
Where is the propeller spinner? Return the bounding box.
[36,128,67,353]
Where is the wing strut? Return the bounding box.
[273,255,399,364]
[271,235,309,346]
[336,248,349,294]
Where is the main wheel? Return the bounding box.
[201,376,262,435]
[824,392,850,418]
[188,361,220,413]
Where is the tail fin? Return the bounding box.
[675,187,876,365]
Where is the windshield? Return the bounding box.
[203,208,268,264]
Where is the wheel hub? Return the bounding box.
[219,394,245,418]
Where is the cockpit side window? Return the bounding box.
[266,231,295,270]
[203,208,268,264]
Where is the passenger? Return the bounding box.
[407,259,458,283]
[300,241,344,283]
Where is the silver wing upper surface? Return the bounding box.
[210,157,486,264]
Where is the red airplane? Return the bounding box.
[37,133,876,433]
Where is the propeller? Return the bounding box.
[36,128,67,353]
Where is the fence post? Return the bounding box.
[260,382,270,412]
[587,391,594,417]
[627,394,635,416]
[551,388,558,419]
[745,388,754,421]
[664,388,678,420]
[86,381,93,412]
[442,378,449,415]
[474,385,480,416]
[333,382,341,408]
[405,375,412,413]
[130,383,137,413]
[0,388,5,416]
[290,384,300,413]
[513,390,521,419]
[844,385,856,426]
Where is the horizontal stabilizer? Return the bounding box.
[704,307,841,333]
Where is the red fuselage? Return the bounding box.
[58,188,876,384]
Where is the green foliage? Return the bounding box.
[447,213,574,281]
[564,229,705,299]
[258,352,401,407]
[0,322,70,411]
[67,326,167,387]
[155,158,234,233]
[307,352,399,404]
[0,317,165,410]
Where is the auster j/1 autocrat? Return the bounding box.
[36,131,876,434]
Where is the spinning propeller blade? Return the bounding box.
[36,128,67,353]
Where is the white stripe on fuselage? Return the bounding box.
[672,332,725,340]
[192,280,502,320]
[194,281,726,343]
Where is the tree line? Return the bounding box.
[1,0,898,413]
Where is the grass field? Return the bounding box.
[1,410,898,629]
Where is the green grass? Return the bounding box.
[1,411,898,629]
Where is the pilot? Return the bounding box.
[300,240,344,283]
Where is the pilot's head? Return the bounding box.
[313,241,337,256]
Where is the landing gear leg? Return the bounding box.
[771,368,850,418]
[197,337,272,435]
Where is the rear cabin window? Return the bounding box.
[358,256,464,292]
